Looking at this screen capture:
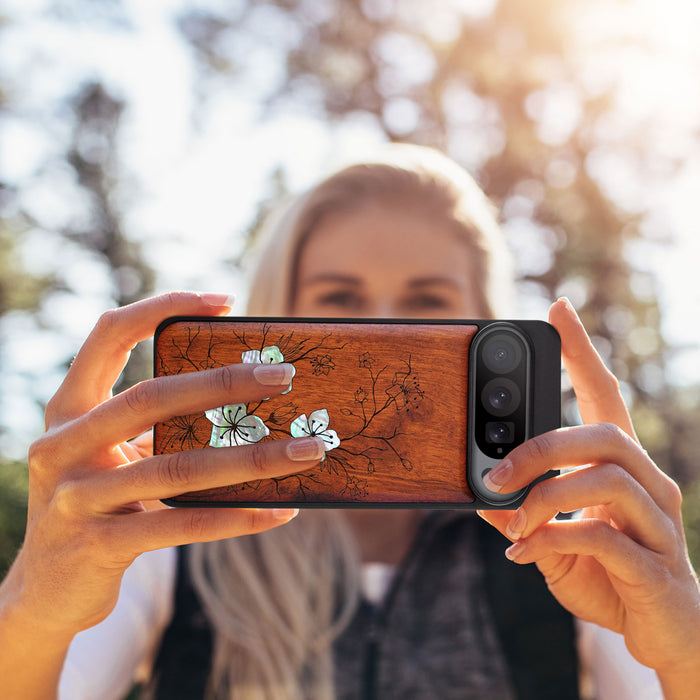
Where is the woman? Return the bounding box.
[0,146,697,699]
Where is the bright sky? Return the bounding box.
[1,0,699,456]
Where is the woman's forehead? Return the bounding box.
[298,203,473,276]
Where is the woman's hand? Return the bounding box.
[478,298,700,696]
[1,293,325,645]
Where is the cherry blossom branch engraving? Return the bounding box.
[157,323,425,500]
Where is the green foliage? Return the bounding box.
[0,226,53,316]
[0,460,28,577]
[682,478,700,572]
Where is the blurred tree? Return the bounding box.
[0,198,47,576]
[0,11,47,571]
[61,80,157,391]
[0,34,155,569]
[176,0,700,494]
[0,79,155,478]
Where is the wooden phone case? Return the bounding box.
[153,318,559,508]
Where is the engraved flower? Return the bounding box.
[205,403,269,447]
[266,402,299,427]
[242,345,292,394]
[354,387,368,403]
[159,414,209,452]
[386,369,424,412]
[344,474,368,497]
[310,353,335,376]
[358,352,374,369]
[290,409,340,453]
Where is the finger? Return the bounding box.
[120,431,153,461]
[476,509,516,539]
[548,298,636,439]
[71,361,296,453]
[503,464,675,554]
[47,292,234,424]
[120,441,144,462]
[85,437,326,508]
[127,430,153,459]
[109,506,301,558]
[504,517,662,587]
[483,423,680,514]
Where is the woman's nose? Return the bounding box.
[367,300,400,318]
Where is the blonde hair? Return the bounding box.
[189,512,359,700]
[189,145,514,699]
[246,143,514,318]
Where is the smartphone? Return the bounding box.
[154,317,560,509]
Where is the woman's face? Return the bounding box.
[293,202,485,319]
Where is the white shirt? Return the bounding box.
[59,548,176,700]
[59,548,663,700]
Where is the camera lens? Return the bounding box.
[489,387,510,411]
[481,378,521,417]
[486,421,514,444]
[482,334,523,374]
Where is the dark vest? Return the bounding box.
[148,513,579,699]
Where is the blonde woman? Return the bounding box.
[0,146,698,700]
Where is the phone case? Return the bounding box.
[154,317,560,509]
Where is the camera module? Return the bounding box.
[467,320,560,507]
[470,323,531,463]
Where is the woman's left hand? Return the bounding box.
[478,298,700,696]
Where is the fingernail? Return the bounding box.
[557,296,578,319]
[254,363,296,386]
[286,437,325,461]
[199,293,236,309]
[273,508,299,521]
[483,460,512,493]
[505,541,527,561]
[506,509,527,540]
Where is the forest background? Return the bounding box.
[1,0,700,574]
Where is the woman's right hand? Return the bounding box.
[1,292,324,642]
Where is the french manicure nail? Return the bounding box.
[483,460,512,493]
[273,508,299,521]
[254,363,296,386]
[199,293,236,309]
[557,296,578,319]
[505,541,527,561]
[506,509,527,540]
[286,437,325,462]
